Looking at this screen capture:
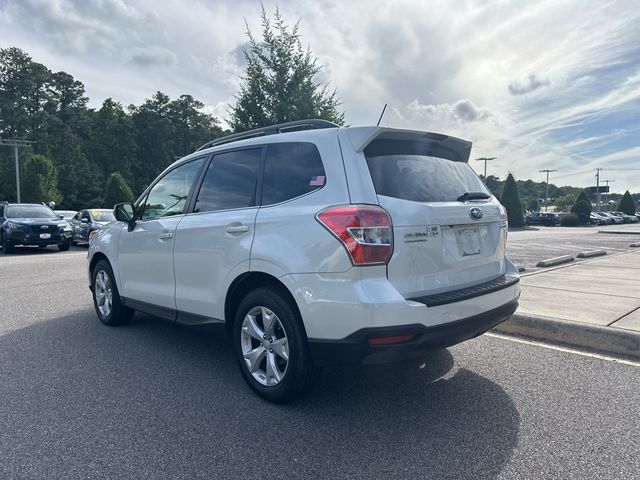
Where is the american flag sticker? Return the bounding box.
[309,175,325,186]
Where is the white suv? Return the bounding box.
[88,120,520,403]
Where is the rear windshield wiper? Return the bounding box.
[457,191,491,202]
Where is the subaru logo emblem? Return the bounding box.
[469,207,483,220]
[42,225,49,229]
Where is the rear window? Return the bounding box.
[364,139,488,202]
[261,142,325,205]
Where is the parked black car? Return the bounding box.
[525,212,559,226]
[70,209,116,244]
[0,203,73,253]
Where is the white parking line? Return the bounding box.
[485,332,640,367]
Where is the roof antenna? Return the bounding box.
[376,104,387,126]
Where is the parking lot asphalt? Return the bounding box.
[1,246,640,479]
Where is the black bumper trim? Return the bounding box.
[408,273,519,307]
[308,298,518,366]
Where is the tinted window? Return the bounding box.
[194,148,262,213]
[6,205,57,218]
[141,158,204,220]
[364,140,488,202]
[261,143,325,205]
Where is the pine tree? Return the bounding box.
[229,7,345,132]
[617,190,635,215]
[570,190,592,224]
[500,173,524,227]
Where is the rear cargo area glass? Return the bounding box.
[364,139,488,202]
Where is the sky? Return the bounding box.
[1,0,639,193]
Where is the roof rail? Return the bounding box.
[196,119,339,152]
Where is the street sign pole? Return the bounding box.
[0,139,34,203]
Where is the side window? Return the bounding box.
[140,158,204,220]
[261,142,326,205]
[193,148,262,213]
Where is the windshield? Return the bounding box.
[91,210,115,222]
[6,205,57,219]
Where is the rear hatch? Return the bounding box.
[362,130,507,299]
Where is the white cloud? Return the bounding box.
[1,0,639,192]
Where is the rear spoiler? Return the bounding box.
[345,127,472,163]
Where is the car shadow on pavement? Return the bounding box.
[0,311,520,480]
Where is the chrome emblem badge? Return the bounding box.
[469,207,483,220]
[41,225,49,229]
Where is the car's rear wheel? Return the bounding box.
[233,287,319,403]
[1,232,14,254]
[91,260,133,326]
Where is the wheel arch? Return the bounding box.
[224,271,305,339]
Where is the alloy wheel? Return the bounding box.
[240,306,289,386]
[94,269,113,318]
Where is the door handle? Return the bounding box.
[226,225,249,233]
[158,232,174,239]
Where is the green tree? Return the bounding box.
[103,172,134,208]
[87,98,137,184]
[617,190,635,215]
[570,190,592,224]
[500,173,524,227]
[229,7,345,132]
[527,198,540,212]
[554,193,576,213]
[20,153,62,205]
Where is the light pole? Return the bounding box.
[539,169,557,212]
[475,157,496,181]
[0,139,35,203]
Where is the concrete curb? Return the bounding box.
[576,250,607,258]
[536,255,574,268]
[598,230,640,235]
[493,314,640,360]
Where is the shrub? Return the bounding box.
[104,172,134,208]
[560,213,579,226]
[500,173,524,227]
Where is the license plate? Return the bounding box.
[457,228,480,256]
[39,233,51,239]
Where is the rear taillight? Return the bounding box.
[317,205,393,265]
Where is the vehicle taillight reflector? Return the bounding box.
[368,334,415,345]
[316,205,393,265]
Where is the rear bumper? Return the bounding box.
[308,298,518,366]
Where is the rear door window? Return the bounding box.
[193,148,262,213]
[364,139,488,202]
[261,142,326,205]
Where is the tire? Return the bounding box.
[233,287,319,403]
[1,232,14,254]
[91,260,134,326]
[58,239,71,251]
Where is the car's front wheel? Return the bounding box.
[58,239,71,251]
[1,232,14,254]
[233,287,319,403]
[91,260,134,326]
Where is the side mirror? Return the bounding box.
[114,203,136,230]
